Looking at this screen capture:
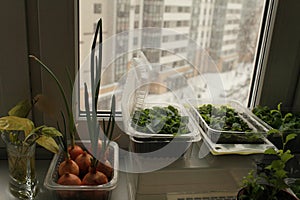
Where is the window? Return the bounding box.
[77,0,295,113]
[184,7,191,13]
[134,21,139,28]
[135,5,140,14]
[163,21,170,28]
[94,3,102,14]
[93,23,97,32]
[1,1,300,154]
[165,6,171,12]
[79,0,278,109]
[161,50,169,57]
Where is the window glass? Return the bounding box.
[79,0,266,111]
[94,3,102,14]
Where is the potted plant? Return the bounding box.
[0,98,62,199]
[252,102,300,178]
[237,131,299,200]
[31,18,119,200]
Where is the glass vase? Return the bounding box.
[1,131,38,199]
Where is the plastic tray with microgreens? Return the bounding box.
[195,103,266,144]
[130,105,190,137]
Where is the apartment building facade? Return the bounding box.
[79,0,261,107]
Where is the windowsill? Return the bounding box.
[0,141,261,200]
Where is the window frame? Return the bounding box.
[247,0,279,108]
[76,0,282,116]
[253,0,300,112]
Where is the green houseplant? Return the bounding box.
[0,98,62,199]
[252,103,300,153]
[252,102,300,179]
[237,131,298,200]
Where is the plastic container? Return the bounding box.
[128,102,200,141]
[128,102,200,154]
[121,52,200,154]
[187,99,270,144]
[44,141,119,200]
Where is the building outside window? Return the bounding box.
[94,3,102,14]
[79,0,267,110]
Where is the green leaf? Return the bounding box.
[281,150,294,163]
[264,148,277,155]
[274,169,287,179]
[283,113,293,121]
[65,67,74,94]
[277,102,282,112]
[266,160,284,171]
[8,99,32,117]
[40,127,63,137]
[270,109,281,116]
[36,135,60,153]
[285,133,297,145]
[0,116,34,136]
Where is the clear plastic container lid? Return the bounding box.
[186,98,276,155]
[121,51,151,132]
[121,52,200,142]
